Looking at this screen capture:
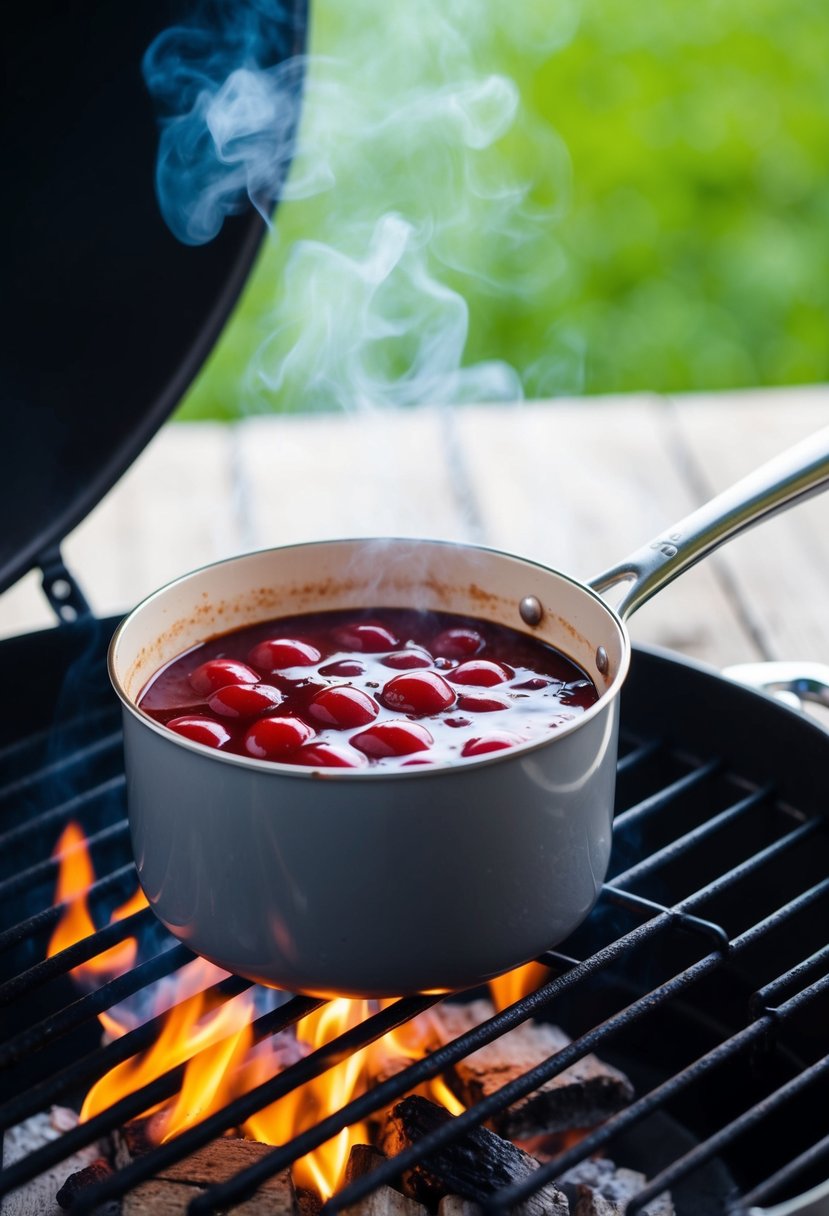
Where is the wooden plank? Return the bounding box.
[454,396,760,668]
[670,389,829,663]
[235,408,472,550]
[2,389,826,678]
[65,422,243,615]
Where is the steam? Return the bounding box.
[143,0,578,413]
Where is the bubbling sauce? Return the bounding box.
[138,609,599,770]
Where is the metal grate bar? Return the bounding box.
[0,731,122,807]
[611,784,772,887]
[0,975,253,1133]
[627,1040,829,1214]
[0,820,129,901]
[0,993,326,1200]
[677,817,822,912]
[494,1021,768,1213]
[330,877,829,1216]
[0,906,154,1006]
[737,1129,829,1211]
[62,995,435,1216]
[730,875,829,951]
[0,706,117,770]
[752,941,829,1014]
[0,774,125,851]
[0,944,193,1068]
[0,862,136,955]
[87,821,829,1214]
[615,736,663,774]
[488,975,829,1214]
[190,920,687,1215]
[325,951,731,1216]
[613,758,722,831]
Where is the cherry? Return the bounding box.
[307,686,379,728]
[461,732,522,757]
[243,716,314,759]
[189,659,260,696]
[382,649,433,670]
[449,659,510,687]
[513,676,552,691]
[319,659,366,677]
[167,715,232,749]
[431,627,484,659]
[249,638,321,671]
[208,683,284,719]
[445,716,472,728]
[351,721,434,758]
[332,622,399,652]
[291,742,367,768]
[457,693,510,713]
[382,671,456,715]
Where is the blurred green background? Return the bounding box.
[177,0,829,420]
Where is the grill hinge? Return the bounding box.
[38,546,92,624]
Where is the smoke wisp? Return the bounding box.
[143,0,579,413]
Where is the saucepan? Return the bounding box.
[109,428,829,998]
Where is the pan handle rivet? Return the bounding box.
[519,596,543,627]
[596,646,609,675]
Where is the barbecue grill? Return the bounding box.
[2,2,828,1214]
[1,625,828,1215]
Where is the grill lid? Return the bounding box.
[0,0,307,599]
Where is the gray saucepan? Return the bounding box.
[109,428,829,998]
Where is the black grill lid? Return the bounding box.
[0,0,307,598]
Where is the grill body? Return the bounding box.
[1,619,828,1215]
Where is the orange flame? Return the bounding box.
[244,1000,373,1196]
[49,824,546,1201]
[489,960,550,1012]
[47,822,147,980]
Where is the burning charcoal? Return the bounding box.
[56,1159,114,1210]
[297,1187,324,1216]
[382,1095,568,1216]
[116,1136,297,1215]
[557,1159,674,1216]
[0,1108,113,1216]
[112,1118,155,1168]
[437,1197,483,1216]
[432,1001,634,1137]
[342,1146,427,1216]
[345,1145,388,1184]
[343,1187,428,1216]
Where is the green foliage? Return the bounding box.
[178,0,829,420]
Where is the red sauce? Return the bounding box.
[138,609,598,770]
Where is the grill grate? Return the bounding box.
[1,634,828,1216]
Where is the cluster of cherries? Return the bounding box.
[139,610,598,770]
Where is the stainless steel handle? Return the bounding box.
[589,427,829,621]
[723,662,829,711]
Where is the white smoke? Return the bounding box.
[144,0,580,414]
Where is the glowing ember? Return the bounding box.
[49,822,549,1200]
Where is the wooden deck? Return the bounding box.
[3,387,828,687]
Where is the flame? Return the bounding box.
[82,979,255,1124]
[488,960,550,1012]
[49,822,549,1201]
[244,999,373,1197]
[47,822,147,980]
